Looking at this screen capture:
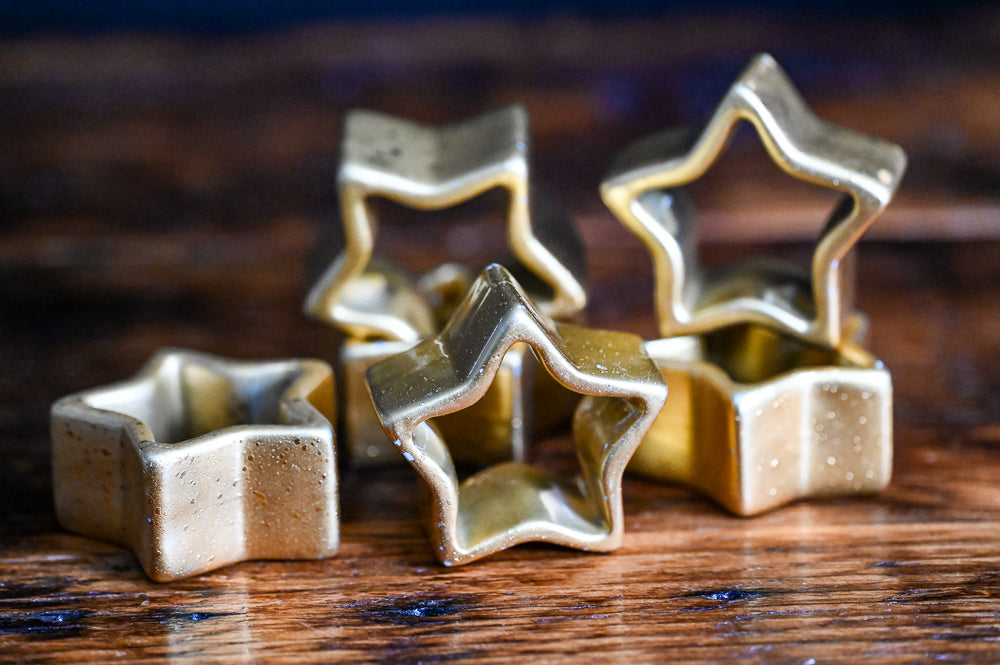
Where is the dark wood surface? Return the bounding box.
[3,12,1000,663]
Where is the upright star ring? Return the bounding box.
[366,264,667,565]
[51,349,338,581]
[601,53,906,349]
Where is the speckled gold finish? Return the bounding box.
[366,265,667,565]
[601,53,906,349]
[51,349,338,582]
[629,326,891,515]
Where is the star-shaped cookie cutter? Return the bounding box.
[305,105,586,467]
[601,53,907,349]
[51,349,338,581]
[625,325,891,516]
[366,264,667,565]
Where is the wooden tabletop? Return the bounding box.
[3,12,1000,663]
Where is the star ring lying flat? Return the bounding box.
[51,349,338,581]
[631,325,891,515]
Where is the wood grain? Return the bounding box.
[3,13,1000,663]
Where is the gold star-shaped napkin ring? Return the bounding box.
[305,104,587,342]
[601,53,906,349]
[366,264,667,565]
[626,325,891,515]
[51,349,338,582]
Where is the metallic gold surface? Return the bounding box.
[51,349,338,582]
[602,54,900,514]
[341,337,530,466]
[626,325,891,516]
[366,265,667,565]
[601,53,907,349]
[304,105,586,465]
[304,104,587,342]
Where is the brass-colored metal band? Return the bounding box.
[366,265,666,565]
[305,104,587,343]
[630,325,891,516]
[51,349,339,581]
[601,53,906,349]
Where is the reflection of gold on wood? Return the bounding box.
[367,265,666,565]
[51,349,338,582]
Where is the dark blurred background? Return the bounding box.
[4,1,998,240]
[3,1,985,35]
